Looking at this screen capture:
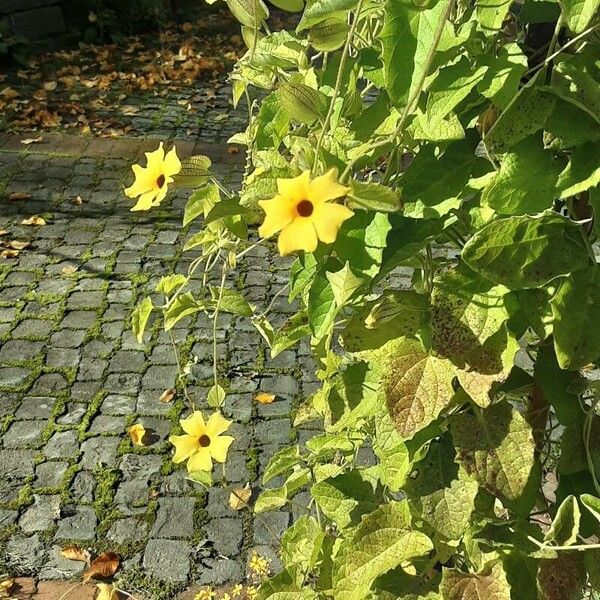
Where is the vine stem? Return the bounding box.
[340,0,456,182]
[312,0,364,174]
[212,259,228,392]
[527,535,600,552]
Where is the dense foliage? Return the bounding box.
[130,0,600,596]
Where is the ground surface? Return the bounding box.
[0,131,320,599]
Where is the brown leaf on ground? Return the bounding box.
[61,265,78,276]
[159,388,176,403]
[20,136,43,145]
[8,192,31,201]
[83,551,120,582]
[60,546,91,563]
[0,229,9,236]
[72,195,84,205]
[5,240,29,250]
[128,424,146,447]
[21,215,47,226]
[255,392,276,405]
[0,249,20,259]
[229,484,252,510]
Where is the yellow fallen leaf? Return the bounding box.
[21,215,47,226]
[20,136,43,145]
[60,545,91,563]
[8,192,31,201]
[0,249,19,259]
[95,582,116,600]
[255,392,276,404]
[72,195,84,205]
[61,265,78,276]
[44,81,58,91]
[0,578,14,593]
[128,423,146,446]
[0,229,9,236]
[6,240,29,250]
[159,388,176,403]
[229,484,251,510]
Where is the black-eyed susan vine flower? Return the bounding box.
[125,142,181,211]
[258,169,353,256]
[169,411,234,473]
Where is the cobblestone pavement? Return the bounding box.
[0,132,319,598]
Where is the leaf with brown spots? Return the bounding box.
[83,551,120,582]
[60,546,91,563]
[159,388,176,403]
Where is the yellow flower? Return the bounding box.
[221,594,231,600]
[258,169,353,256]
[194,589,215,600]
[125,142,181,211]
[231,584,243,598]
[246,585,258,599]
[249,552,270,578]
[169,411,234,473]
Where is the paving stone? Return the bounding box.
[34,461,69,488]
[46,347,80,368]
[39,545,87,580]
[260,374,299,398]
[109,350,145,373]
[142,365,178,389]
[2,419,45,448]
[71,471,96,502]
[15,396,57,419]
[0,509,18,527]
[56,403,87,425]
[151,497,195,538]
[67,291,104,309]
[50,328,86,348]
[88,415,125,435]
[136,416,171,445]
[0,366,31,387]
[101,394,137,415]
[204,517,244,557]
[107,517,150,544]
[55,506,97,541]
[7,533,47,571]
[30,373,69,395]
[0,340,44,362]
[60,310,98,329]
[254,419,292,446]
[11,319,54,339]
[19,494,61,533]
[253,511,289,545]
[80,437,121,469]
[196,558,244,586]
[143,539,191,582]
[119,454,163,479]
[223,393,253,423]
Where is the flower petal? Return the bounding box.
[277,218,318,256]
[210,435,234,463]
[258,196,296,238]
[169,434,198,463]
[277,171,310,202]
[187,448,213,472]
[164,146,182,176]
[308,169,350,204]
[152,184,169,207]
[130,190,158,212]
[180,411,207,437]
[206,411,232,437]
[312,203,354,244]
[125,164,155,198]
[145,142,165,171]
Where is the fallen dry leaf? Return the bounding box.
[95,582,116,600]
[60,545,91,563]
[83,551,120,582]
[8,192,31,201]
[21,215,47,226]
[255,392,276,405]
[229,484,252,510]
[5,240,29,251]
[0,249,20,259]
[43,81,58,91]
[159,388,176,403]
[72,195,84,205]
[61,265,78,276]
[128,423,146,446]
[0,229,9,236]
[20,136,43,145]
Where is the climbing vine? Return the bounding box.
[128,0,600,596]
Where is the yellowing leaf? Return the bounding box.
[128,424,146,446]
[21,215,47,226]
[255,392,276,404]
[95,583,116,600]
[83,551,120,582]
[60,545,91,562]
[159,388,176,403]
[229,484,252,510]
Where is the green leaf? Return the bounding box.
[210,287,253,317]
[449,401,536,502]
[289,252,318,302]
[255,93,291,150]
[308,272,337,340]
[482,136,563,215]
[382,0,453,106]
[131,297,153,343]
[226,0,269,27]
[551,265,600,370]
[203,197,253,225]
[281,516,325,572]
[373,410,411,492]
[485,70,555,152]
[311,470,379,529]
[165,292,206,330]
[173,155,212,188]
[441,562,511,600]
[545,98,600,149]
[581,493,600,525]
[187,469,212,487]
[348,180,401,212]
[297,0,357,30]
[556,141,600,198]
[271,312,311,358]
[263,446,302,484]
[510,288,554,340]
[207,384,226,408]
[334,211,391,278]
[332,501,433,600]
[405,437,478,540]
[256,568,319,600]
[155,274,187,296]
[544,495,580,546]
[383,336,456,439]
[183,182,220,227]
[461,213,589,289]
[326,262,365,307]
[425,56,488,128]
[342,290,429,354]
[558,0,599,32]
[400,140,475,219]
